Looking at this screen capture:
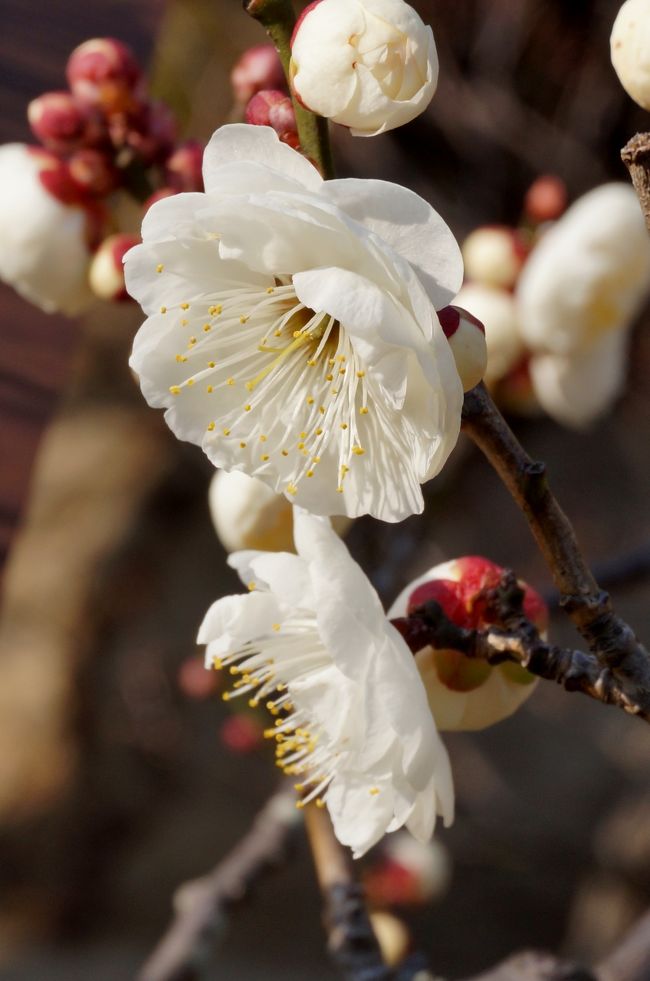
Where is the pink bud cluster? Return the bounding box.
[231,44,299,150]
[24,37,206,302]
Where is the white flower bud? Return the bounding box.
[517,183,650,357]
[453,283,523,386]
[290,0,438,137]
[461,225,526,290]
[611,0,650,110]
[438,305,487,392]
[89,233,139,302]
[0,144,95,314]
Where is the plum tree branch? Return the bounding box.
[622,132,650,233]
[243,0,335,178]
[461,383,650,714]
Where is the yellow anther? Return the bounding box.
[300,431,307,439]
[316,798,326,809]
[340,422,348,430]
[281,449,289,457]
[227,377,235,386]
[319,406,326,415]
[222,691,230,701]
[339,367,346,375]
[207,422,215,432]
[295,800,305,810]
[223,428,231,436]
[294,783,304,791]
[307,359,316,367]
[207,385,213,393]
[274,329,282,337]
[328,358,336,366]
[337,355,346,362]
[297,442,305,450]
[356,370,365,378]
[369,787,380,796]
[312,456,320,463]
[208,361,216,368]
[203,324,211,333]
[352,446,365,456]
[209,304,222,316]
[160,306,167,314]
[181,302,190,310]
[337,486,344,493]
[248,698,259,708]
[229,666,240,675]
[272,623,281,632]
[260,435,267,442]
[169,385,181,395]
[306,470,314,478]
[187,378,195,387]
[307,396,314,405]
[360,406,369,415]
[341,465,350,474]
[188,335,196,344]
[292,330,302,338]
[248,581,256,591]
[240,315,249,324]
[326,373,334,382]
[175,354,187,363]
[266,286,275,294]
[287,483,298,496]
[315,428,323,436]
[156,263,164,273]
[239,441,247,449]
[261,454,270,462]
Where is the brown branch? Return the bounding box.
[303,803,393,981]
[622,132,650,234]
[137,784,299,981]
[392,571,650,723]
[461,384,650,711]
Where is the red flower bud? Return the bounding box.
[231,44,286,104]
[219,714,264,754]
[245,90,299,148]
[524,175,568,224]
[122,100,177,166]
[27,91,105,153]
[177,655,221,700]
[66,37,142,112]
[68,148,120,197]
[164,140,204,192]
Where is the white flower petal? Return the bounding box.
[203,124,322,194]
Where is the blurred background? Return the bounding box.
[1,0,650,977]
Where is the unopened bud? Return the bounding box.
[68,148,119,197]
[231,44,287,104]
[164,140,204,192]
[28,91,104,153]
[438,305,487,392]
[177,654,221,699]
[453,283,523,387]
[461,225,527,290]
[219,714,264,754]
[28,147,83,205]
[364,833,451,906]
[123,100,177,165]
[245,90,299,148]
[524,175,568,224]
[88,232,139,301]
[611,0,650,110]
[66,37,142,112]
[389,556,547,731]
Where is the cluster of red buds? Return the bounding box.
[23,38,205,304]
[230,44,299,150]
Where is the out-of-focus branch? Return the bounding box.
[622,133,650,234]
[137,784,299,981]
[303,803,393,981]
[392,572,650,723]
[461,384,650,710]
[243,0,334,178]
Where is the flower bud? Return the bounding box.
[245,90,299,148]
[611,0,650,110]
[119,101,177,166]
[164,140,204,192]
[219,714,264,754]
[389,556,548,731]
[66,37,142,112]
[461,225,527,290]
[68,148,120,197]
[230,44,286,105]
[453,283,524,387]
[27,91,104,154]
[364,832,451,906]
[438,305,487,392]
[89,232,139,302]
[524,175,567,224]
[0,143,96,314]
[290,0,438,137]
[208,470,351,553]
[177,654,221,699]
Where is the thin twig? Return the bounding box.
[243,0,335,178]
[622,132,650,234]
[461,384,650,710]
[303,803,393,981]
[137,784,300,981]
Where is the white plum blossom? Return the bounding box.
[0,144,94,314]
[208,470,295,553]
[517,183,650,426]
[199,509,454,858]
[611,0,650,110]
[126,124,463,522]
[290,0,438,137]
